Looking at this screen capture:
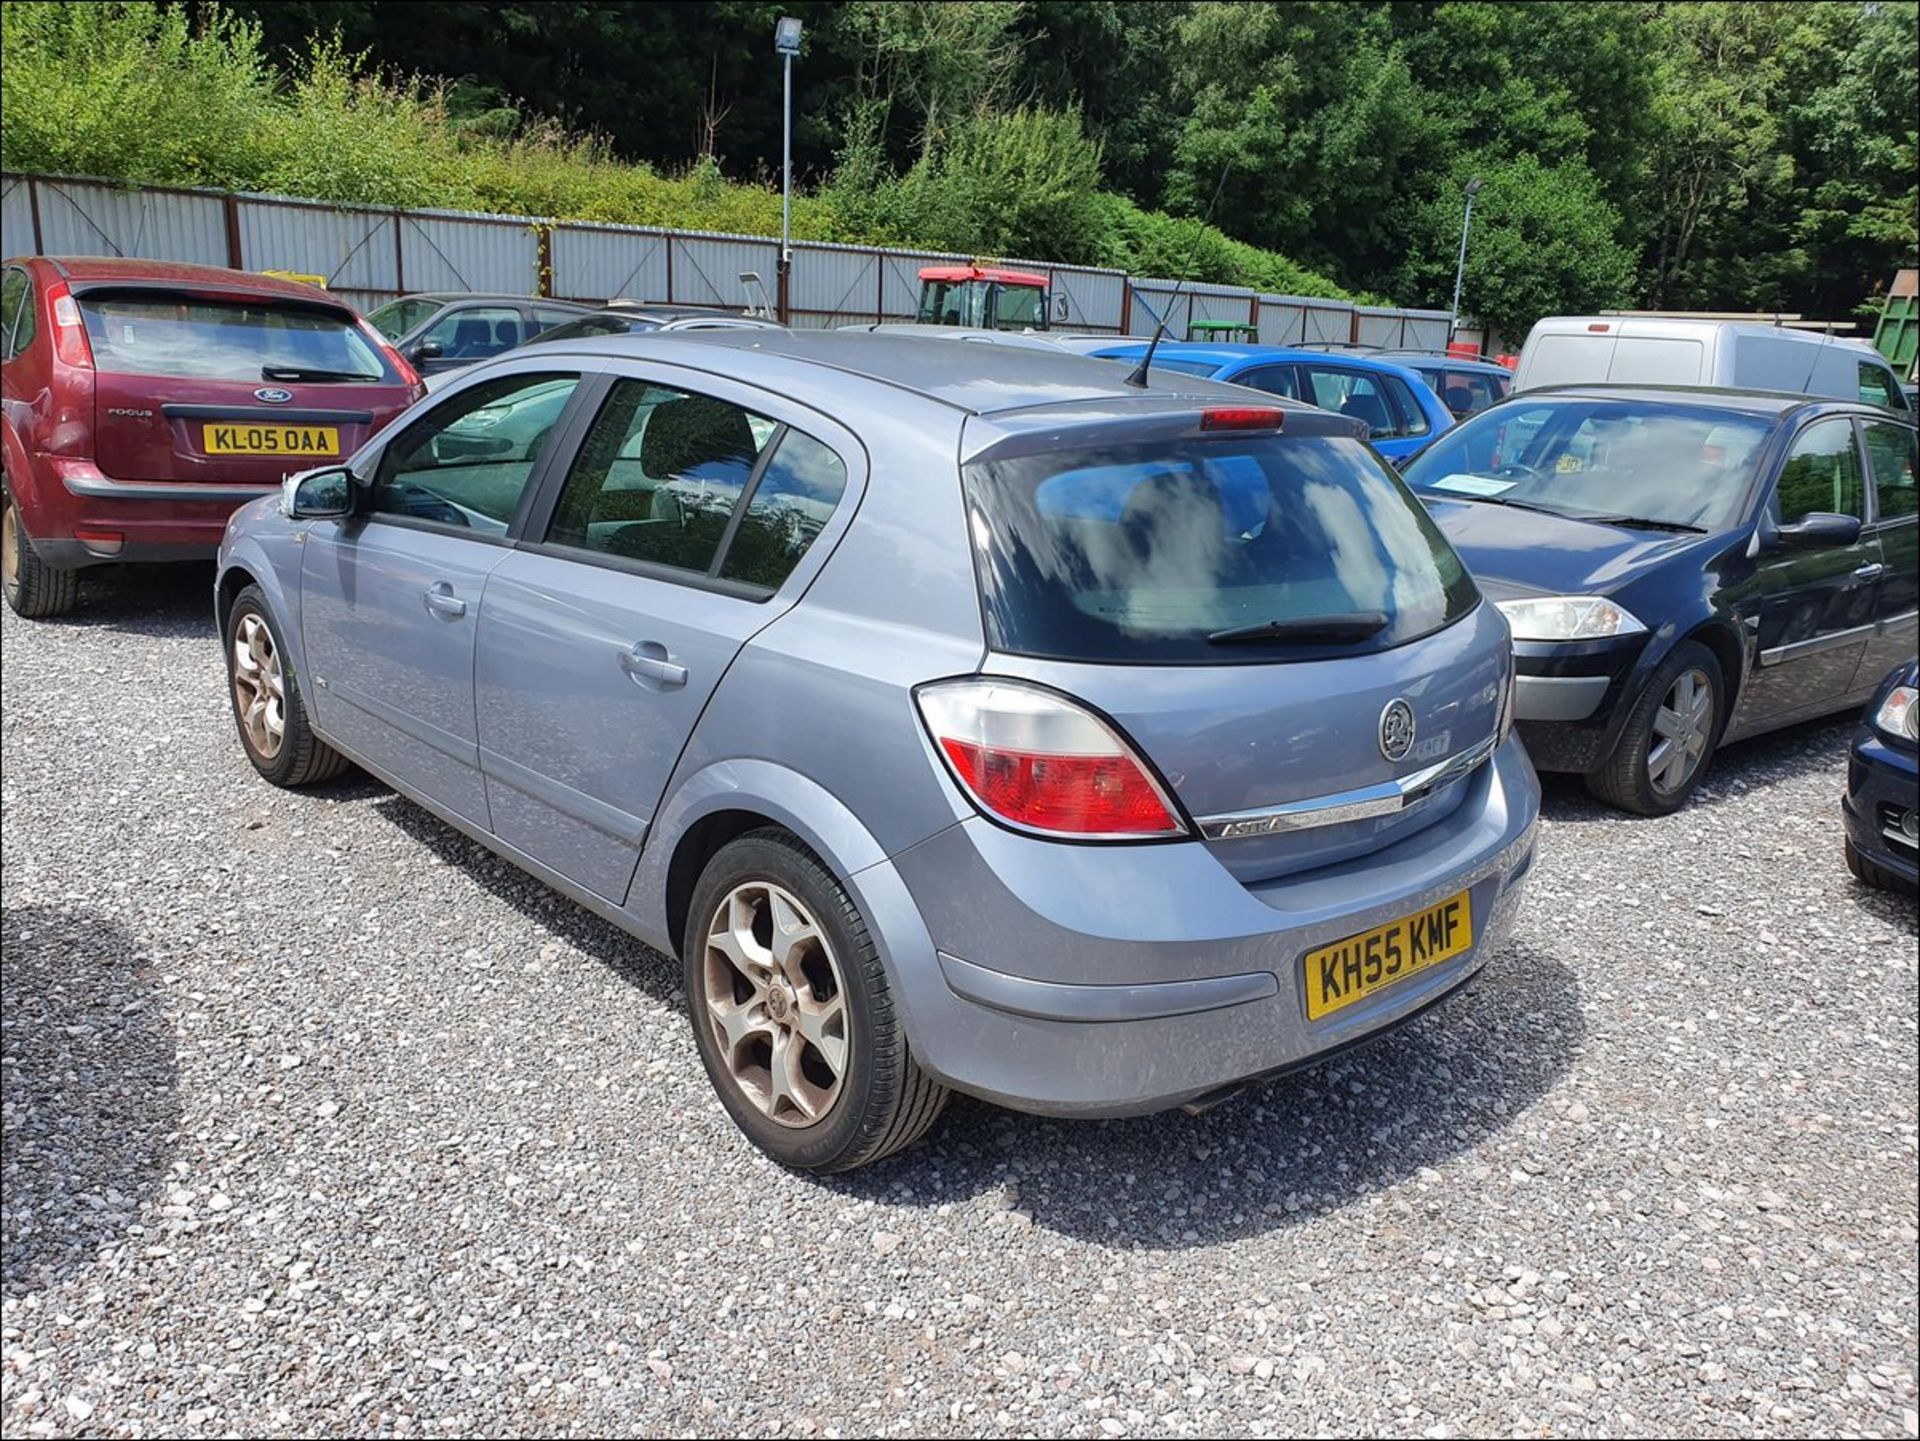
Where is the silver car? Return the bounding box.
[215,331,1540,1173]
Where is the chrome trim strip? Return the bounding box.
[1758,622,1876,667]
[1198,734,1499,840]
[63,476,282,502]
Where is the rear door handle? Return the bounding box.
[1854,562,1886,581]
[423,582,467,619]
[620,641,688,690]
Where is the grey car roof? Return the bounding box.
[521,328,1266,416]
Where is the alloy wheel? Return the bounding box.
[702,880,849,1128]
[1647,666,1712,795]
[2,498,19,598]
[231,612,287,760]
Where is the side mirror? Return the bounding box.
[410,339,443,362]
[282,466,353,520]
[1777,511,1862,548]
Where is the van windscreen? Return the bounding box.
[962,433,1479,663]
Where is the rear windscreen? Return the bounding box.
[79,294,392,382]
[963,433,1479,663]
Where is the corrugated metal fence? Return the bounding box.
[1,172,1448,344]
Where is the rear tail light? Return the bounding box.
[915,677,1187,840]
[1586,322,1611,333]
[46,282,95,368]
[372,329,424,397]
[1202,407,1284,431]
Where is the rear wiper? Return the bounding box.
[1561,513,1707,534]
[1208,612,1390,645]
[261,365,381,383]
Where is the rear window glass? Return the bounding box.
[963,433,1478,663]
[79,295,392,383]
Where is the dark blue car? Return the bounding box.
[1084,342,1455,463]
[1401,385,1919,814]
[1844,660,1918,891]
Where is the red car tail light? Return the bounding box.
[46,282,95,368]
[915,677,1186,839]
[1201,407,1285,432]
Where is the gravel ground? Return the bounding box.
[2,562,1915,1440]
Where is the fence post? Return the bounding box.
[27,176,44,253]
[664,235,674,304]
[1120,278,1132,336]
[393,210,405,294]
[875,249,884,324]
[223,192,243,270]
[536,222,552,298]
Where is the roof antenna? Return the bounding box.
[1127,164,1233,388]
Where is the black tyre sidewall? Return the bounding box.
[683,833,891,1172]
[225,585,315,785]
[2,483,78,619]
[1594,640,1724,816]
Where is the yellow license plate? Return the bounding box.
[1303,890,1473,1021]
[203,423,339,456]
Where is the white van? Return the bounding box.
[1513,317,1910,413]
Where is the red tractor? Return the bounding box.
[916,265,1060,330]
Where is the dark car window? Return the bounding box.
[529,306,587,336]
[545,378,778,577]
[1,266,32,358]
[1859,363,1906,413]
[420,305,524,360]
[1298,366,1410,439]
[1382,374,1432,438]
[1234,364,1300,399]
[1415,365,1509,418]
[76,294,393,383]
[720,429,850,590]
[366,297,439,342]
[373,372,581,534]
[525,314,652,346]
[1404,398,1773,531]
[963,432,1478,663]
[1775,417,1866,524]
[1861,419,1918,521]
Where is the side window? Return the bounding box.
[1235,365,1300,400]
[1774,418,1867,524]
[373,372,581,534]
[1859,363,1905,413]
[1,267,33,359]
[422,305,525,359]
[545,378,775,575]
[1383,375,1431,438]
[720,430,850,590]
[528,306,586,337]
[1301,367,1397,439]
[1862,419,1918,521]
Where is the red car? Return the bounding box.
[1,257,422,617]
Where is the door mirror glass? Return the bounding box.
[410,339,443,362]
[1776,511,1863,548]
[282,466,353,520]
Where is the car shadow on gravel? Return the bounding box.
[25,560,217,638]
[1536,712,1856,824]
[832,944,1585,1247]
[0,903,180,1297]
[369,794,682,999]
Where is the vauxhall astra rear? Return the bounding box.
[216,331,1540,1172]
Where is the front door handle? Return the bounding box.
[620,640,688,690]
[422,582,467,619]
[1854,561,1886,581]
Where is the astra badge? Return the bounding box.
[1379,698,1416,762]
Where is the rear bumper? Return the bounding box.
[63,473,280,504]
[873,735,1540,1118]
[15,457,274,568]
[1844,732,1920,887]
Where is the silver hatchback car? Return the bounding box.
[216,331,1540,1173]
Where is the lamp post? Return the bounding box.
[774,16,803,324]
[1449,175,1484,347]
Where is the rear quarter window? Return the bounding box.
[963,431,1478,664]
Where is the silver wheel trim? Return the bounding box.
[231,613,287,760]
[2,499,19,594]
[702,880,849,1129]
[1647,666,1713,795]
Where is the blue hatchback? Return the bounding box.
[1084,341,1455,462]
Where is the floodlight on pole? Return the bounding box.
[1449,175,1485,345]
[775,16,803,321]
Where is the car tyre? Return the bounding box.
[2,483,80,619]
[1845,837,1914,893]
[1586,639,1724,817]
[684,828,949,1173]
[225,584,351,787]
